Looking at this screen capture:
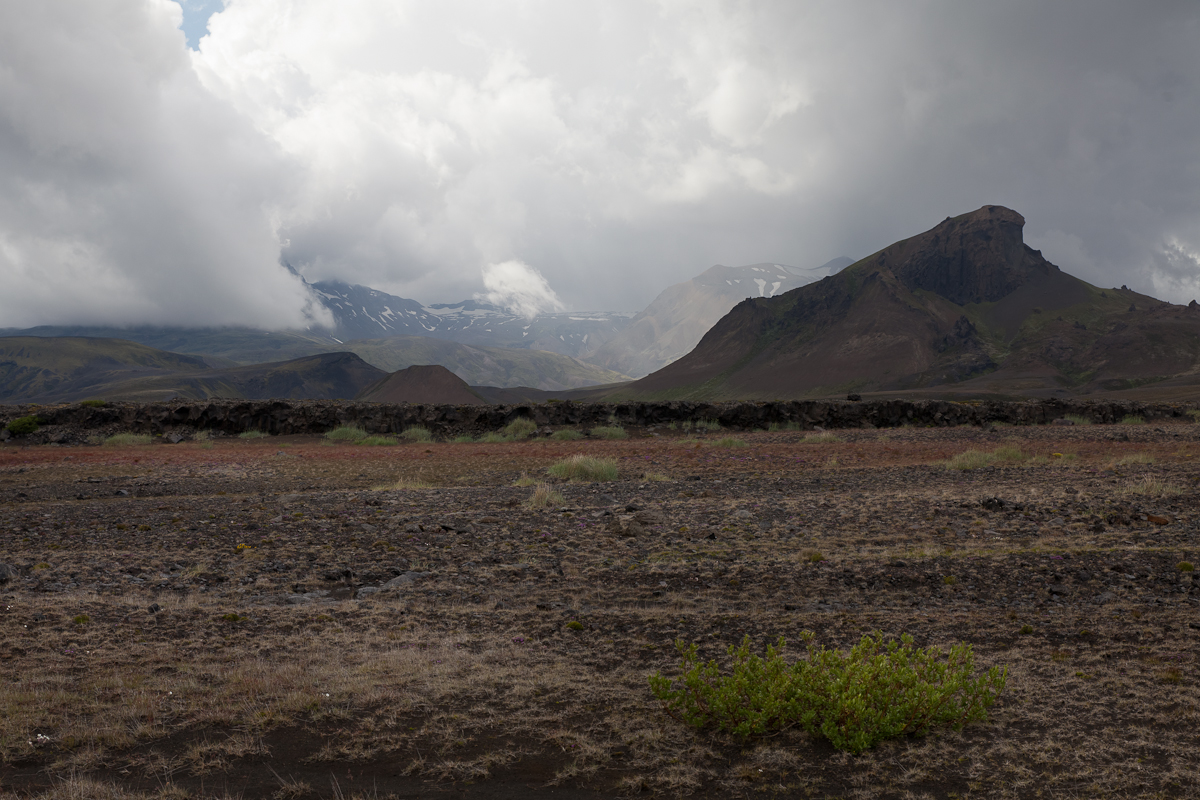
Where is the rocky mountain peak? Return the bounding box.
[881,204,1047,306]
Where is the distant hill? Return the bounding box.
[0,338,387,403]
[616,206,1200,400]
[0,337,221,403]
[584,259,850,378]
[356,364,485,404]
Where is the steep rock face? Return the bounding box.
[617,205,1200,400]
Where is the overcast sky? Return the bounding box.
[2,1,1198,328]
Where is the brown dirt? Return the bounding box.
[2,421,1199,799]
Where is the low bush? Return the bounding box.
[325,425,368,442]
[649,632,1007,753]
[400,426,433,443]
[548,454,619,482]
[479,431,510,443]
[551,429,584,441]
[589,425,628,440]
[1120,414,1146,425]
[502,418,538,438]
[103,433,154,447]
[513,473,538,487]
[5,416,39,436]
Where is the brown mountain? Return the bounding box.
[616,205,1200,400]
[356,364,485,404]
[583,259,849,378]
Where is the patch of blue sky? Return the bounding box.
[173,0,225,50]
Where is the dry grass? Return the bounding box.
[2,423,1199,798]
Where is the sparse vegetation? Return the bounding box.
[768,421,803,431]
[325,425,368,442]
[550,429,584,441]
[802,432,841,443]
[589,425,628,440]
[360,435,400,446]
[944,445,1030,470]
[513,473,537,487]
[547,454,619,482]
[479,431,510,443]
[527,482,565,508]
[400,426,433,443]
[79,399,107,408]
[649,632,1007,753]
[6,416,40,436]
[1062,414,1092,425]
[1124,476,1184,497]
[712,436,748,448]
[103,433,154,447]
[502,418,538,439]
[238,430,268,439]
[1120,414,1146,425]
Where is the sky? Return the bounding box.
[1,1,1199,329]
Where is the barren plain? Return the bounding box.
[1,421,1199,799]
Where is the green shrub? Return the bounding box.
[360,436,399,446]
[1120,414,1146,425]
[565,620,585,632]
[451,434,477,443]
[79,400,106,408]
[400,426,433,443]
[649,632,1007,753]
[325,425,368,442]
[1178,561,1195,572]
[6,416,39,436]
[547,454,619,482]
[479,431,510,443]
[712,437,748,448]
[103,433,154,446]
[590,425,628,440]
[697,419,723,432]
[238,430,268,439]
[502,418,538,438]
[513,473,538,487]
[551,429,584,441]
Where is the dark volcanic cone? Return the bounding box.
[620,205,1195,400]
[356,364,485,404]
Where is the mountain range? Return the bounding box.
[617,205,1200,401]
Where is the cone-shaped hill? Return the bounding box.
[356,364,485,404]
[618,205,1200,400]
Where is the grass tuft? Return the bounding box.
[103,433,154,447]
[547,455,619,482]
[589,425,628,440]
[550,429,584,441]
[1123,477,1184,497]
[238,430,269,439]
[1120,414,1146,425]
[360,436,399,446]
[502,418,538,439]
[712,437,748,448]
[527,483,565,508]
[325,425,368,442]
[400,426,433,443]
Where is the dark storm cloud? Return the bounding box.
[2,1,1198,327]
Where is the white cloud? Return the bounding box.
[4,1,1200,326]
[0,0,330,329]
[476,260,564,318]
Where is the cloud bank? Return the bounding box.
[2,0,1200,329]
